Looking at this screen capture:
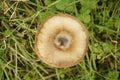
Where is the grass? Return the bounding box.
[0,0,120,80]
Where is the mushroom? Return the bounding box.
[35,14,88,68]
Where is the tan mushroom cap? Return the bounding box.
[35,14,88,68]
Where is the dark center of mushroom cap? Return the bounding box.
[54,32,72,50]
[58,37,68,46]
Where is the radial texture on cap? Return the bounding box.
[35,14,88,68]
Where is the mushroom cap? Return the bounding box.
[35,14,88,68]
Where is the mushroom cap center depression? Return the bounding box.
[54,31,72,50]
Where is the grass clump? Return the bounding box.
[0,0,120,80]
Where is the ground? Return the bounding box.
[0,0,120,80]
